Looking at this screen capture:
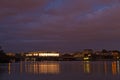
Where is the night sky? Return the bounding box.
[0,0,120,53]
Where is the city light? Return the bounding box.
[26,52,59,57]
[38,53,59,57]
[84,57,89,60]
[25,62,60,74]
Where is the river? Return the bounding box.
[0,61,120,80]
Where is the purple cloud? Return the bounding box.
[0,0,120,52]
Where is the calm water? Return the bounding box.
[0,61,120,80]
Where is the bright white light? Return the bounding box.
[84,57,89,60]
[33,53,38,56]
[39,53,59,57]
[26,54,32,56]
[26,52,59,57]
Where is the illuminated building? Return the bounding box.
[82,49,93,60]
[112,51,119,60]
[24,51,60,61]
[25,51,60,57]
[6,53,15,57]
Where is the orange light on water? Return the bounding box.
[25,62,60,74]
[8,63,11,74]
[112,61,117,75]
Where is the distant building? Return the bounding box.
[6,53,15,57]
[111,51,120,59]
[25,51,60,57]
[82,49,93,60]
[24,51,60,61]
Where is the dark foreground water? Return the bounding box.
[0,61,120,80]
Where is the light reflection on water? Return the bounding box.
[7,61,60,74]
[83,61,91,73]
[24,61,60,74]
[1,61,120,80]
[7,61,120,75]
[83,61,120,75]
[8,63,11,74]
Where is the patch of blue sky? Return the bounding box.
[92,5,110,12]
[44,0,64,12]
[75,4,115,21]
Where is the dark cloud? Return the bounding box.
[0,0,50,10]
[0,0,120,52]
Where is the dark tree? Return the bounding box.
[0,46,5,57]
[102,49,108,53]
[0,46,9,63]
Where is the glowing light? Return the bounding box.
[25,62,60,74]
[39,62,60,74]
[33,53,38,56]
[117,61,120,73]
[26,52,59,57]
[84,61,90,73]
[112,61,117,75]
[84,57,89,60]
[8,63,11,74]
[88,54,91,57]
[38,53,59,57]
[26,54,32,56]
[117,57,119,59]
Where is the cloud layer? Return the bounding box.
[0,0,120,52]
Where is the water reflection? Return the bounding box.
[8,63,11,74]
[20,61,23,73]
[82,61,120,75]
[25,61,60,74]
[112,61,117,75]
[104,61,107,74]
[7,61,120,76]
[39,62,60,74]
[83,61,91,73]
[117,61,120,73]
[111,61,120,75]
